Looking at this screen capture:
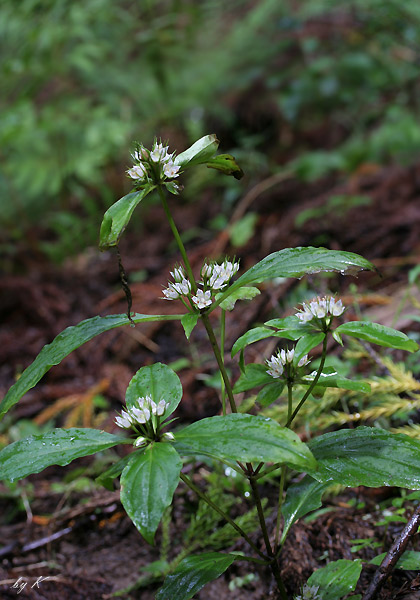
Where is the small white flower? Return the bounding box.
[329,297,345,316]
[177,279,192,295]
[298,355,310,367]
[127,164,147,180]
[162,270,191,301]
[266,348,309,378]
[170,266,186,283]
[296,296,345,323]
[201,259,240,291]
[163,161,181,178]
[115,410,133,429]
[157,399,167,416]
[161,432,175,442]
[134,436,148,447]
[115,396,170,431]
[201,263,213,279]
[150,141,166,162]
[294,584,321,600]
[162,284,181,300]
[192,289,212,309]
[266,355,284,378]
[130,406,147,424]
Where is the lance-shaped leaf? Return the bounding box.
[307,559,362,600]
[174,134,219,169]
[156,553,235,600]
[233,364,274,393]
[0,313,183,420]
[0,428,128,482]
[174,414,317,473]
[120,443,182,545]
[309,427,420,488]
[181,313,199,339]
[99,186,154,249]
[335,321,419,352]
[231,317,311,357]
[294,333,325,362]
[231,327,276,357]
[281,476,330,543]
[217,247,375,306]
[299,369,370,393]
[206,154,244,179]
[370,551,420,570]
[125,363,182,421]
[256,381,285,407]
[218,286,260,311]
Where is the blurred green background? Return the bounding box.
[1,0,420,262]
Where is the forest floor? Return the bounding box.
[1,158,420,599]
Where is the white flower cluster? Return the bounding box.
[296,296,345,323]
[162,260,240,310]
[266,348,310,379]
[127,140,181,184]
[201,260,240,291]
[115,395,168,429]
[294,584,321,600]
[162,266,192,301]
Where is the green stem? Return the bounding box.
[201,312,238,414]
[253,463,282,480]
[220,309,226,416]
[180,472,267,560]
[248,475,288,600]
[274,382,292,549]
[158,186,197,293]
[285,334,328,428]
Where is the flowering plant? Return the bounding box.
[1,135,419,600]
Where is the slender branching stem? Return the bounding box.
[248,472,288,600]
[200,312,238,414]
[158,186,197,293]
[274,381,293,549]
[253,463,283,480]
[286,334,328,428]
[180,472,267,560]
[220,309,227,416]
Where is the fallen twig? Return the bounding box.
[362,503,420,600]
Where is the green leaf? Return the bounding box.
[218,286,260,311]
[281,476,330,543]
[231,327,275,357]
[265,315,303,329]
[120,443,182,545]
[99,187,154,249]
[256,381,285,407]
[95,453,133,491]
[307,559,362,600]
[294,333,325,362]
[174,134,219,169]
[309,427,420,488]
[218,248,375,305]
[300,369,370,392]
[233,364,274,393]
[335,321,419,352]
[0,313,182,421]
[156,553,235,600]
[0,428,127,482]
[206,153,244,179]
[174,414,317,473]
[370,550,420,570]
[125,363,182,421]
[181,313,199,339]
